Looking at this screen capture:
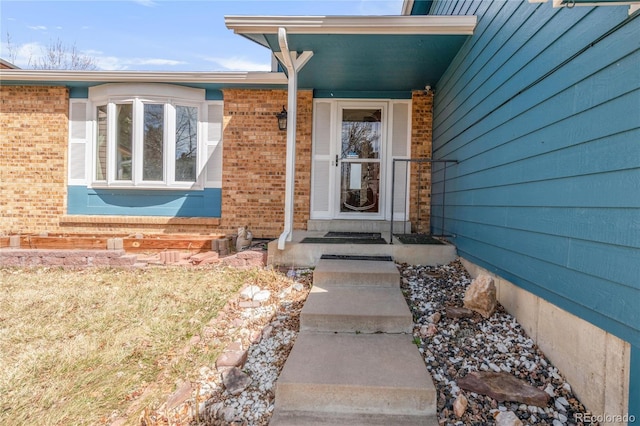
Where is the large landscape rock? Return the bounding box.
[215,341,248,370]
[458,371,550,406]
[463,274,497,318]
[222,367,252,395]
[445,306,474,319]
[453,394,468,417]
[165,380,192,410]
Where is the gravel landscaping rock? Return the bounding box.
[400,259,593,426]
[143,260,594,425]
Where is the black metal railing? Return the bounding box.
[389,158,458,243]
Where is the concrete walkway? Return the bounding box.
[270,258,437,425]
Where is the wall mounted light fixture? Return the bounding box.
[276,106,287,131]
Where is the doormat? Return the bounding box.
[324,232,382,239]
[394,233,444,245]
[300,237,387,244]
[321,254,393,262]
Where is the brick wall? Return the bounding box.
[0,86,69,234]
[410,91,433,233]
[0,86,313,238]
[220,89,313,238]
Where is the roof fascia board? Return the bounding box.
[0,58,19,69]
[0,70,287,85]
[225,15,477,35]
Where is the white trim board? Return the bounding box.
[0,70,287,85]
[225,15,477,35]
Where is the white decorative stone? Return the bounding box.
[219,406,236,422]
[252,290,271,302]
[495,411,523,426]
[240,285,261,300]
[544,383,555,397]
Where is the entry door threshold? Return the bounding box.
[320,254,394,262]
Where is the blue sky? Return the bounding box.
[1,0,404,71]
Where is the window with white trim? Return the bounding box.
[82,83,222,190]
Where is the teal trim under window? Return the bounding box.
[67,185,221,217]
[313,90,412,99]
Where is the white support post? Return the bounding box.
[277,28,313,250]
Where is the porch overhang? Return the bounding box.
[225,14,476,250]
[225,15,477,93]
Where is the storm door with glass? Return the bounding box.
[337,107,384,217]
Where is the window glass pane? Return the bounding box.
[143,103,164,181]
[340,162,380,213]
[116,104,133,181]
[175,105,198,182]
[95,105,108,181]
[341,109,381,159]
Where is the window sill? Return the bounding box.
[60,215,221,226]
[89,183,203,191]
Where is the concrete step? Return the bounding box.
[301,286,413,333]
[313,259,400,287]
[273,332,436,417]
[270,410,437,425]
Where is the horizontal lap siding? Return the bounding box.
[431,0,640,346]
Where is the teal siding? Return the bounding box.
[429,0,640,357]
[67,186,222,217]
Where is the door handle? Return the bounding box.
[335,154,339,167]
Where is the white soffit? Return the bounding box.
[225,15,477,35]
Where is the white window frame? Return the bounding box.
[88,84,207,190]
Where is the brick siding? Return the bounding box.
[1,85,427,238]
[0,86,313,237]
[410,90,433,233]
[0,86,69,234]
[220,89,312,238]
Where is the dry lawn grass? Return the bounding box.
[0,265,278,426]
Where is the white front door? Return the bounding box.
[310,99,411,221]
[335,104,385,219]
